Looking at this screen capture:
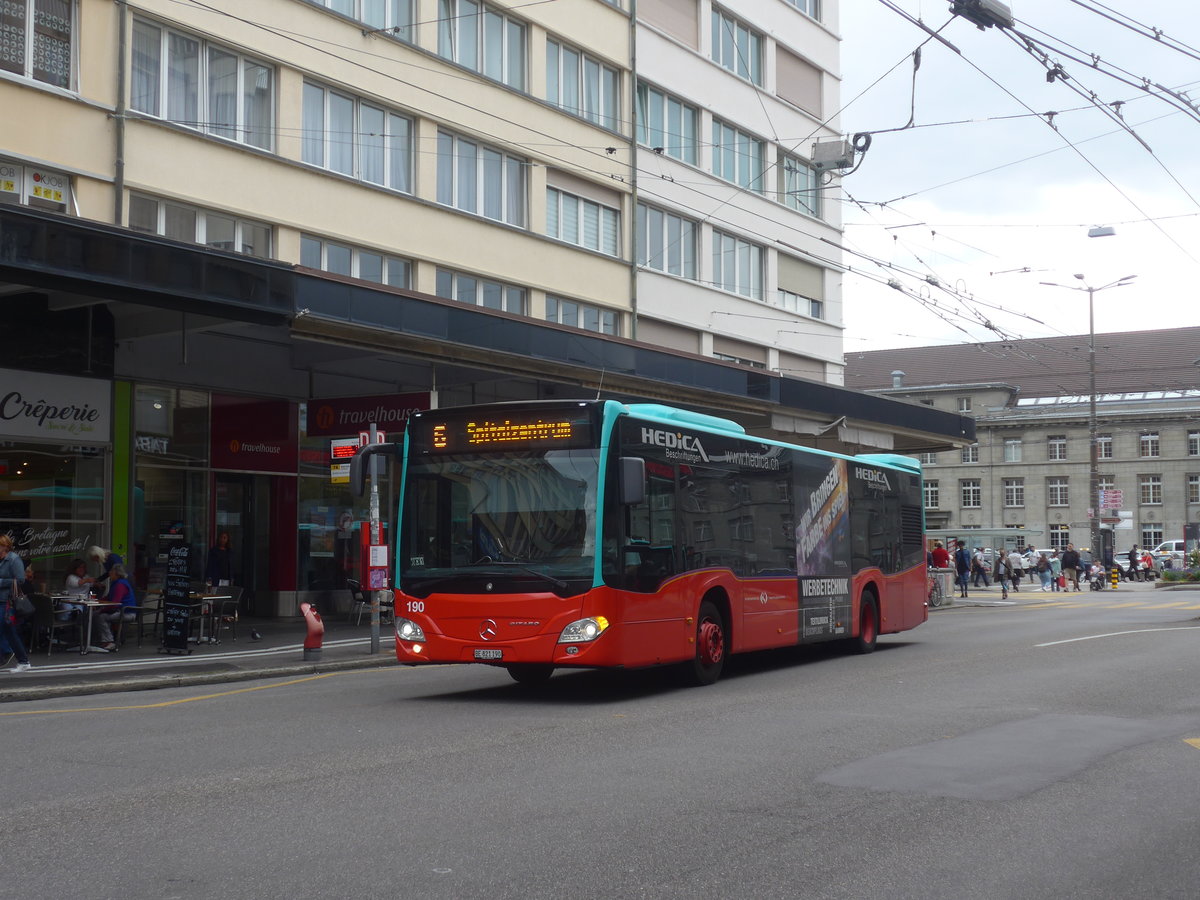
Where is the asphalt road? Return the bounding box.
[6,585,1200,900]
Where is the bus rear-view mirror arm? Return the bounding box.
[349,443,397,496]
[618,456,646,505]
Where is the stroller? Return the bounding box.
[1088,566,1107,591]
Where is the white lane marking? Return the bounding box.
[24,637,376,673]
[1036,626,1200,647]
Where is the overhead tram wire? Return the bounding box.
[1065,0,1200,64]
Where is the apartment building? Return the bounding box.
[1,0,969,615]
[846,328,1200,554]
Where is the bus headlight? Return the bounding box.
[395,617,426,642]
[558,616,609,643]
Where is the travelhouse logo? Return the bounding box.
[641,427,710,462]
[229,439,282,454]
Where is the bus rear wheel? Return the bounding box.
[853,593,879,654]
[506,664,554,685]
[688,600,726,686]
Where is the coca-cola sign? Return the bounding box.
[0,368,111,442]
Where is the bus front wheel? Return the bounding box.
[689,600,727,686]
[506,664,554,685]
[853,593,879,654]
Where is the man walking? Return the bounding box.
[1060,544,1082,591]
[954,541,972,598]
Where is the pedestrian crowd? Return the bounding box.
[930,540,1089,600]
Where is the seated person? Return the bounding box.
[92,563,138,651]
[60,558,94,622]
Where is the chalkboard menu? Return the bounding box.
[161,543,192,654]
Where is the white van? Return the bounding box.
[1152,540,1186,568]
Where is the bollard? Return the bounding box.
[300,601,324,661]
[1109,566,1120,590]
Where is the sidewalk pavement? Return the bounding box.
[0,615,400,704]
[936,574,1200,609]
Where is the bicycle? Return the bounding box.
[927,572,945,608]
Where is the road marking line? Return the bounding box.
[1036,626,1200,647]
[1142,601,1191,609]
[0,672,342,717]
[1185,739,1200,750]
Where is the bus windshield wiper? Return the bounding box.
[471,559,569,591]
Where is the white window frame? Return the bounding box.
[636,82,698,165]
[1003,478,1024,508]
[1188,474,1200,504]
[636,203,697,280]
[307,0,414,40]
[784,0,820,20]
[711,118,765,192]
[1140,432,1160,458]
[924,480,939,509]
[1097,434,1113,459]
[300,234,411,287]
[302,82,413,192]
[435,268,526,314]
[961,444,979,464]
[777,289,823,319]
[129,194,272,259]
[131,18,274,151]
[436,130,526,226]
[1003,438,1022,463]
[781,153,820,217]
[961,479,981,508]
[1047,476,1069,507]
[547,39,619,130]
[0,0,74,88]
[1139,474,1162,505]
[710,6,762,85]
[1048,435,1067,460]
[711,229,764,301]
[1189,432,1200,457]
[1141,526,1164,549]
[1049,524,1069,550]
[437,0,526,91]
[546,296,619,335]
[546,188,619,256]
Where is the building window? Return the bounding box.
[957,396,971,413]
[711,119,765,192]
[1139,474,1162,505]
[1049,524,1070,550]
[436,130,526,225]
[635,82,698,164]
[1189,431,1200,456]
[1141,526,1163,549]
[435,268,526,314]
[1003,478,1024,508]
[1,0,72,88]
[300,234,410,286]
[437,0,526,91]
[0,158,71,211]
[1004,438,1022,463]
[924,480,939,509]
[1047,435,1067,461]
[784,0,820,19]
[546,188,619,255]
[961,479,981,508]
[131,19,274,151]
[1188,474,1200,504]
[546,296,619,335]
[780,153,820,217]
[961,444,979,464]
[1097,475,1115,501]
[130,194,272,259]
[301,82,412,191]
[710,6,762,85]
[1140,432,1160,458]
[547,39,618,129]
[917,452,936,465]
[711,230,763,301]
[1047,476,1069,507]
[306,0,414,40]
[777,289,823,319]
[636,203,697,279]
[731,515,755,542]
[1096,434,1113,459]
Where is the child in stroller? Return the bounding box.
[1088,562,1107,591]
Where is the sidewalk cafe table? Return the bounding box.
[51,595,118,655]
[188,594,232,645]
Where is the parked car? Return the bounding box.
[1151,540,1186,569]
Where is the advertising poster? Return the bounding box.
[795,457,851,638]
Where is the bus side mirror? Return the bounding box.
[349,443,394,495]
[618,457,645,505]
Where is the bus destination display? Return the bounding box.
[417,409,595,453]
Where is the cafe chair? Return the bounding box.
[347,579,392,625]
[212,587,243,642]
[116,591,155,648]
[29,594,79,656]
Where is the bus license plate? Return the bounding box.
[474,648,503,660]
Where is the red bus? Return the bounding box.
[352,400,928,685]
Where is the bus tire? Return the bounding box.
[853,593,879,655]
[688,599,727,686]
[506,664,554,685]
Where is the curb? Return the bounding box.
[0,653,401,704]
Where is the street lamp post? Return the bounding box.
[1039,274,1137,559]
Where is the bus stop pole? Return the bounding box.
[369,422,381,654]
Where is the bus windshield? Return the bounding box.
[399,448,600,592]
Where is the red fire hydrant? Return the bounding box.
[300,601,324,662]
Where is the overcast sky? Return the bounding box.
[835,0,1200,352]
